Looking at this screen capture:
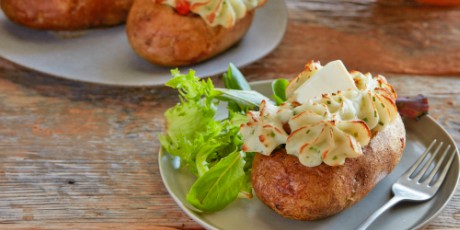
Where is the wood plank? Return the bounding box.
[243,0,460,78]
[0,0,460,229]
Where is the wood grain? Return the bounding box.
[243,0,460,80]
[0,0,460,229]
[0,60,201,229]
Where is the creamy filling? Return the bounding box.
[240,60,398,167]
[158,0,266,28]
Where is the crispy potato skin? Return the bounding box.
[252,115,406,220]
[126,0,255,67]
[1,0,134,30]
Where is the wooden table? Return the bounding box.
[0,0,459,229]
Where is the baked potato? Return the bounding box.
[126,0,261,67]
[1,0,134,30]
[240,60,406,220]
[251,114,405,220]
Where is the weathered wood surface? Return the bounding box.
[0,0,459,229]
[244,0,460,79]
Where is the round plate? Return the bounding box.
[0,0,287,86]
[159,80,460,230]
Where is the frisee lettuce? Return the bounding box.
[159,68,269,212]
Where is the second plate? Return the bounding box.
[0,0,287,86]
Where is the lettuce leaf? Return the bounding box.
[159,69,220,176]
[223,63,251,91]
[159,68,265,212]
[187,151,249,212]
[272,78,289,105]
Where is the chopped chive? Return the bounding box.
[374,110,377,117]
[381,103,385,108]
[373,96,376,102]
[306,129,311,134]
[327,100,331,105]
[309,146,320,153]
[379,121,384,126]
[333,156,338,160]
[363,117,368,122]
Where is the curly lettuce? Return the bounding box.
[159,67,268,212]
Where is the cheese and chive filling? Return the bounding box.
[158,0,266,28]
[240,60,398,167]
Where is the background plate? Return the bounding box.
[0,0,287,86]
[159,81,460,230]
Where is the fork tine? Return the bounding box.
[431,148,457,189]
[403,139,437,178]
[412,141,444,182]
[423,145,451,185]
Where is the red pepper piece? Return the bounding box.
[175,0,190,15]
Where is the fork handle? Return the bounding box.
[356,196,405,230]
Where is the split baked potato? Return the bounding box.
[1,0,134,30]
[126,0,262,67]
[252,115,406,220]
[240,60,406,220]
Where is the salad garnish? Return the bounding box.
[159,65,268,212]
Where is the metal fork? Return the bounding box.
[356,139,457,230]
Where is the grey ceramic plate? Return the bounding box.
[159,81,460,230]
[0,0,287,86]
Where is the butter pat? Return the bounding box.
[290,60,357,104]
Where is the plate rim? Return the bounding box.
[158,80,460,230]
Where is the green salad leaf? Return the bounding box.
[272,78,289,105]
[187,151,249,212]
[216,88,269,112]
[159,67,270,212]
[159,69,220,176]
[223,63,251,91]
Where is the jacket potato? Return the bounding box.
[240,60,406,220]
[1,0,134,30]
[251,114,405,220]
[126,0,264,67]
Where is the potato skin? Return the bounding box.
[252,115,406,220]
[1,0,134,30]
[126,0,255,67]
